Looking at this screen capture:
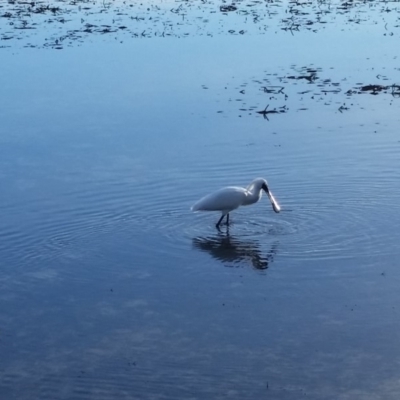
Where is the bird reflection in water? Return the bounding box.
[192,231,278,270]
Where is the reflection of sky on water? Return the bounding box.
[1,1,400,399]
[193,232,278,270]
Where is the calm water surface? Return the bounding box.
[1,2,400,399]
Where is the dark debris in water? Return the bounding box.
[357,84,400,95]
[212,64,400,120]
[1,0,400,49]
[220,5,238,13]
[256,104,288,120]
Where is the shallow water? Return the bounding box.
[1,1,400,399]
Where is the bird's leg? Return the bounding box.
[226,213,230,225]
[216,214,225,229]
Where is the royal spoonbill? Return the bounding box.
[191,178,280,228]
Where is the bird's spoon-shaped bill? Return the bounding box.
[269,191,280,213]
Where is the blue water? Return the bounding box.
[1,2,400,399]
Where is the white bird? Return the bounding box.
[191,178,280,228]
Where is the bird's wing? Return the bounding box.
[191,187,247,212]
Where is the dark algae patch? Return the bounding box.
[355,84,400,96]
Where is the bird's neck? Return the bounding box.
[243,186,262,205]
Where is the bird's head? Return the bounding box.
[257,178,280,213]
[249,177,268,191]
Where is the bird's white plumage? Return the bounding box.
[191,186,249,214]
[191,178,280,228]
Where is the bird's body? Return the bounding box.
[191,178,280,228]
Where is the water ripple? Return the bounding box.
[1,143,399,272]
[127,169,400,262]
